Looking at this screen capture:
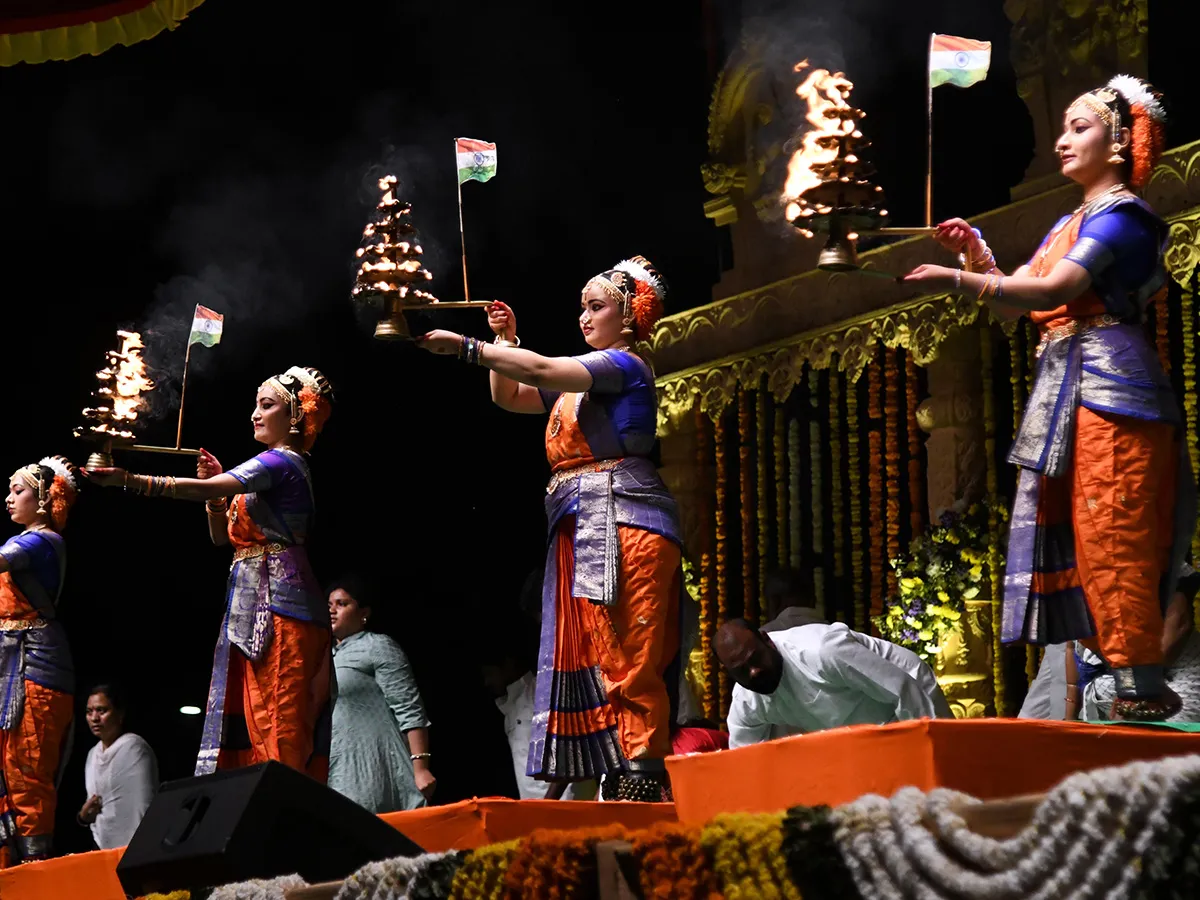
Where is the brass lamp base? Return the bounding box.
[374,313,411,340]
[815,213,861,273]
[373,293,412,340]
[817,235,859,272]
[85,450,113,470]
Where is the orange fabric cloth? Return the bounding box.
[1071,407,1176,667]
[665,718,1200,822]
[217,613,331,781]
[1029,210,1106,328]
[546,391,594,470]
[581,527,680,762]
[380,797,678,850]
[0,681,73,856]
[548,522,680,764]
[0,573,39,623]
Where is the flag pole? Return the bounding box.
[925,33,935,227]
[175,336,193,450]
[455,139,471,302]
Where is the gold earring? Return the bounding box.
[1108,141,1125,165]
[289,418,301,435]
[621,317,635,337]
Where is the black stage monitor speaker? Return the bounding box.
[116,761,423,896]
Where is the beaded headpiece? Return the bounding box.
[583,255,669,340]
[260,366,334,451]
[1069,75,1167,189]
[10,455,79,529]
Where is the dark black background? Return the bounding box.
[0,0,1193,854]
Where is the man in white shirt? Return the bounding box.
[716,619,952,748]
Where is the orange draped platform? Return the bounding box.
[5,719,1199,897]
[0,797,677,900]
[666,718,1200,821]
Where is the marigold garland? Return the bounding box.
[867,355,885,619]
[738,387,757,626]
[788,418,802,569]
[631,822,722,900]
[781,805,859,900]
[829,364,845,621]
[883,349,902,601]
[904,351,924,539]
[700,813,802,900]
[1183,276,1200,600]
[756,385,770,626]
[449,839,520,900]
[695,404,717,720]
[809,368,826,613]
[1155,288,1172,375]
[980,324,1006,715]
[714,412,730,720]
[847,374,865,629]
[775,407,789,568]
[502,825,627,899]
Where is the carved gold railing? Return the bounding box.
[656,139,1200,435]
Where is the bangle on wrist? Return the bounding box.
[493,335,520,347]
[411,752,432,761]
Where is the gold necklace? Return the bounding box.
[1034,183,1128,276]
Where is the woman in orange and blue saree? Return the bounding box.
[0,456,78,865]
[417,256,681,800]
[87,367,336,775]
[903,75,1193,720]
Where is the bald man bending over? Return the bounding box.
[716,620,952,748]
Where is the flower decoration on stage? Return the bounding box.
[632,822,722,900]
[713,413,730,718]
[737,388,756,624]
[874,497,1008,663]
[828,369,845,614]
[449,838,519,900]
[883,351,901,599]
[846,377,865,629]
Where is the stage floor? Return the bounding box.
[6,719,1200,899]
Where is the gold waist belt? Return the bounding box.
[0,617,48,632]
[232,542,290,566]
[546,458,623,495]
[1037,314,1119,356]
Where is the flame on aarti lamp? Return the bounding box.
[79,330,154,441]
[781,60,856,220]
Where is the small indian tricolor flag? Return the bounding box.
[188,304,223,347]
[929,34,991,89]
[456,137,497,185]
